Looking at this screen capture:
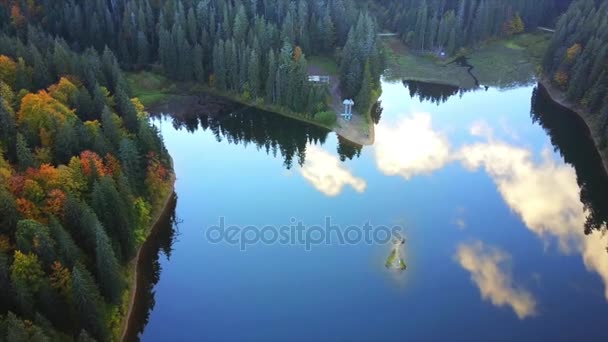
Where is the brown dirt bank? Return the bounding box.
[120,175,177,342]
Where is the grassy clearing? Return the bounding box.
[308,55,339,76]
[126,71,178,106]
[382,36,475,88]
[382,32,552,89]
[469,33,551,88]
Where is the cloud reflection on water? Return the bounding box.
[299,145,366,197]
[369,112,608,303]
[456,241,537,319]
[374,113,451,180]
[458,138,608,301]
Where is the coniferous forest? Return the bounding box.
[0,0,385,117]
[373,0,571,55]
[1,0,608,341]
[542,0,608,151]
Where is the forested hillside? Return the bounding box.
[541,0,608,236]
[0,0,384,116]
[374,0,569,55]
[543,0,608,136]
[0,14,173,342]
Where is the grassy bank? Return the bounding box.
[126,71,179,107]
[382,32,551,89]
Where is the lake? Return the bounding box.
[128,79,608,341]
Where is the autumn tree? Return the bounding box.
[16,220,57,265]
[0,55,17,87]
[11,251,45,313]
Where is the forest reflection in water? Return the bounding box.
[531,84,608,236]
[149,101,369,168]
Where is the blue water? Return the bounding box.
[140,80,608,341]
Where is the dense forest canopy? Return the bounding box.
[543,0,608,135]
[0,3,174,340]
[374,0,571,55]
[0,0,385,116]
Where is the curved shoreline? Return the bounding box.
[539,80,608,175]
[119,174,177,342]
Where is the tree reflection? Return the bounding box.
[370,101,383,125]
[530,84,608,236]
[337,137,362,161]
[124,194,179,342]
[403,80,468,105]
[152,99,331,169]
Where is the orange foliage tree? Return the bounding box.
[50,261,72,299]
[104,153,121,178]
[10,4,25,28]
[79,150,107,178]
[293,46,303,62]
[16,197,42,221]
[45,189,67,217]
[145,152,169,205]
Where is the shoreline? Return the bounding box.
[192,88,376,146]
[540,80,608,175]
[119,174,177,342]
[129,72,375,146]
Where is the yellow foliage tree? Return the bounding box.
[0,55,17,87]
[11,251,45,293]
[566,44,582,63]
[131,97,147,119]
[17,90,77,142]
[293,46,303,62]
[504,13,525,36]
[48,77,78,104]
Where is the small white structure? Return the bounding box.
[341,99,354,121]
[308,75,330,84]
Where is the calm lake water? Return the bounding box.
[130,79,608,341]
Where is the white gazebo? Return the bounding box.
[341,99,354,121]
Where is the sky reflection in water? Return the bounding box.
[141,80,608,341]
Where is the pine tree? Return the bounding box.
[71,263,108,341]
[48,217,82,268]
[16,133,35,171]
[233,5,249,44]
[92,176,135,262]
[94,223,123,304]
[193,44,205,83]
[0,99,16,162]
[119,138,143,192]
[248,49,261,99]
[355,61,372,113]
[0,188,18,235]
[137,31,150,65]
